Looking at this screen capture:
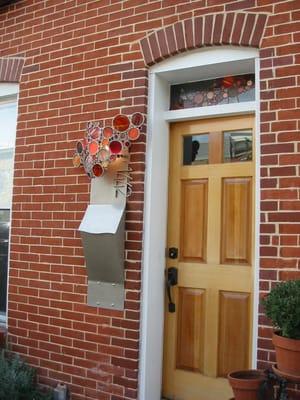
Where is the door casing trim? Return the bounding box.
[139,46,260,400]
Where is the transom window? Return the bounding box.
[170,74,255,110]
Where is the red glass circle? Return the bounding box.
[103,127,113,138]
[128,127,140,141]
[92,164,103,177]
[222,76,234,88]
[131,112,144,127]
[89,141,99,155]
[113,114,130,132]
[109,140,122,154]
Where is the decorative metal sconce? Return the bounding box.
[76,113,144,310]
[72,112,144,180]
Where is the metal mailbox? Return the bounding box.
[79,204,125,310]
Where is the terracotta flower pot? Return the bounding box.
[273,332,300,376]
[227,370,265,400]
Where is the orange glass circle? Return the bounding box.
[101,138,109,146]
[103,127,113,138]
[113,114,130,132]
[128,127,140,141]
[89,141,99,155]
[72,154,81,167]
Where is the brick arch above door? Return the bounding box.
[140,12,268,66]
[0,57,24,82]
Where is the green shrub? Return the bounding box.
[262,280,300,339]
[0,350,53,400]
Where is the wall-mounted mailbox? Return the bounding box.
[79,204,125,310]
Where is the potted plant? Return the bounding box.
[262,279,300,377]
[227,369,267,400]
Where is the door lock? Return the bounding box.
[168,247,178,259]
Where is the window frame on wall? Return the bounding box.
[0,83,19,325]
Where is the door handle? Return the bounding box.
[166,267,178,313]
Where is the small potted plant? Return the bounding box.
[227,369,266,400]
[262,279,300,377]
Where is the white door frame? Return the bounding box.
[138,47,260,400]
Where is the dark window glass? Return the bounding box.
[183,134,209,165]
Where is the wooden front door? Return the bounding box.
[162,115,255,400]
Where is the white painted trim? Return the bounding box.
[164,101,256,122]
[150,46,259,74]
[139,47,259,400]
[0,83,19,98]
[0,83,19,326]
[139,73,170,400]
[251,56,261,368]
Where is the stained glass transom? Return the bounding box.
[170,74,255,110]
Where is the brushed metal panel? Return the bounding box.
[88,281,124,310]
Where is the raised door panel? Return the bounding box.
[217,291,250,377]
[180,179,208,262]
[221,177,252,265]
[176,287,205,372]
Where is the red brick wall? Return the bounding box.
[0,1,299,399]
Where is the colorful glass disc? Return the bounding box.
[110,140,122,154]
[89,141,99,155]
[101,138,109,146]
[113,114,130,132]
[72,154,81,167]
[131,112,144,127]
[222,76,234,88]
[98,148,110,162]
[103,127,113,138]
[76,141,83,154]
[92,164,103,177]
[90,127,101,140]
[128,127,140,141]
